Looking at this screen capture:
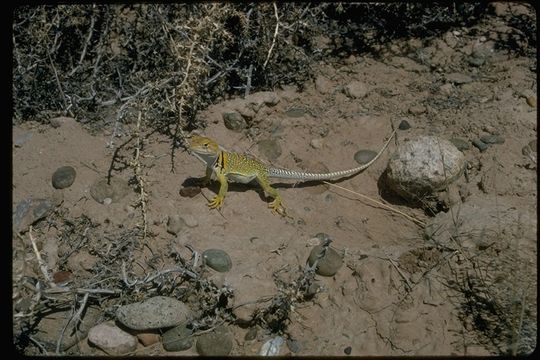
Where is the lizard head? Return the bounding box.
[189,135,220,156]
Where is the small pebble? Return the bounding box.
[137,332,160,347]
[472,139,489,152]
[203,249,232,272]
[310,138,324,149]
[354,150,377,165]
[180,186,201,198]
[344,346,352,355]
[526,96,537,108]
[244,327,258,341]
[307,245,343,276]
[223,112,247,131]
[52,166,76,189]
[449,138,471,151]
[480,134,505,144]
[196,326,233,356]
[162,323,193,352]
[529,139,537,151]
[398,120,411,130]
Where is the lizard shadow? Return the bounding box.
[183,173,412,207]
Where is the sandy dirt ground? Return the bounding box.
[13,3,536,356]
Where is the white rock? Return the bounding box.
[88,321,138,355]
[386,136,465,199]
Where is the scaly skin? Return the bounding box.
[188,129,396,215]
[189,135,285,215]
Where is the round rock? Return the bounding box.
[307,245,343,277]
[203,249,232,273]
[223,112,247,131]
[354,150,377,165]
[162,323,193,352]
[385,136,466,199]
[52,166,76,189]
[88,321,138,355]
[116,296,192,331]
[196,326,233,356]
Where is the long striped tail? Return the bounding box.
[268,127,397,181]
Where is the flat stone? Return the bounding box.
[196,326,233,356]
[52,166,76,189]
[162,323,193,352]
[13,198,57,233]
[88,321,138,355]
[116,296,192,331]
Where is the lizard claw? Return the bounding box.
[269,199,286,216]
[208,195,224,210]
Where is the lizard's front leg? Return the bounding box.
[208,172,228,210]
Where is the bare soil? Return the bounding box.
[13,3,536,356]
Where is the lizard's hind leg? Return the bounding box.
[256,176,286,216]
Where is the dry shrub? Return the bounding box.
[13,3,505,134]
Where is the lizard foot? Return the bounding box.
[269,199,286,216]
[208,195,224,210]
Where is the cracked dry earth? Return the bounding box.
[13,7,536,357]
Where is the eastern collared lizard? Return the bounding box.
[188,127,397,215]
